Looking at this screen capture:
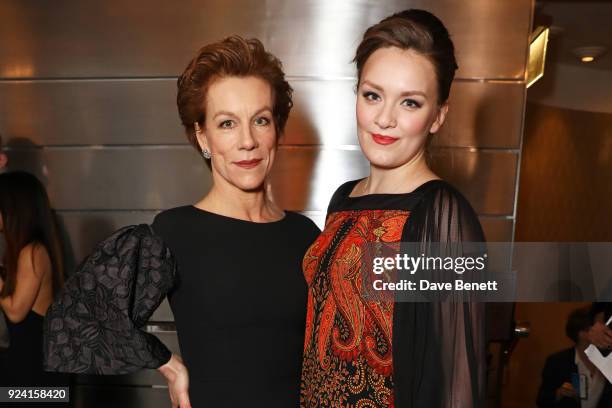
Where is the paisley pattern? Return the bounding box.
[43,224,175,374]
[301,209,409,408]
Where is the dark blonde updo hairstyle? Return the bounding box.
[354,9,458,105]
[177,36,293,158]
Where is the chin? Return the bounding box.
[361,148,404,170]
[232,176,266,192]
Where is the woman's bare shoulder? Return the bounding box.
[18,242,51,278]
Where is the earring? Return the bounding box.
[202,149,211,159]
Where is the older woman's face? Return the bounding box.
[356,47,447,169]
[197,76,277,192]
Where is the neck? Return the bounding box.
[364,149,438,195]
[196,177,282,222]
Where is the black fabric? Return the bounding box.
[44,224,175,374]
[1,311,70,407]
[325,179,436,212]
[2,311,50,384]
[537,347,612,408]
[0,309,8,349]
[394,180,487,408]
[44,207,320,407]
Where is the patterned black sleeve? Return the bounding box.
[43,224,175,374]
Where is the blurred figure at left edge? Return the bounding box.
[0,171,70,406]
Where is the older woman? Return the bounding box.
[44,36,320,408]
[300,10,486,408]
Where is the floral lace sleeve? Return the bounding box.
[43,224,175,374]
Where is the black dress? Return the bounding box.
[0,310,70,407]
[0,311,48,386]
[44,206,320,407]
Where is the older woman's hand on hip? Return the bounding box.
[158,354,192,408]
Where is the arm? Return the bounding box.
[588,321,612,349]
[158,354,192,408]
[537,355,559,407]
[537,354,577,407]
[0,243,49,322]
[434,187,487,408]
[588,305,612,349]
[44,224,175,374]
[395,182,487,407]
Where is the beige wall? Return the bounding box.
[502,101,612,406]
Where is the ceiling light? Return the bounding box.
[573,46,607,63]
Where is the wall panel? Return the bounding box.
[0,79,524,148]
[10,146,517,215]
[0,0,531,79]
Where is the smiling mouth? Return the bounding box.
[234,159,263,169]
[371,133,399,145]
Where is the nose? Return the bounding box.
[374,103,397,129]
[238,125,259,150]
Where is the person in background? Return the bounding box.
[0,171,65,388]
[537,307,612,408]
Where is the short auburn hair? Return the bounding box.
[177,36,293,153]
[354,9,458,105]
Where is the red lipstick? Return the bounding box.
[371,133,399,145]
[234,159,262,169]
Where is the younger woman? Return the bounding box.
[300,10,486,407]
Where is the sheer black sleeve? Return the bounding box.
[43,224,175,375]
[393,181,487,408]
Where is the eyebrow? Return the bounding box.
[213,106,273,120]
[361,80,427,98]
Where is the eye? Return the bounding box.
[219,119,235,129]
[362,91,381,102]
[401,99,421,109]
[254,116,271,126]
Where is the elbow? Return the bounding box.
[2,305,30,323]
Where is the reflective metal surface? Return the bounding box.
[0,1,532,405]
[9,146,211,210]
[57,210,158,266]
[430,148,518,215]
[12,146,517,215]
[0,0,530,79]
[435,81,526,149]
[1,79,524,148]
[0,80,181,146]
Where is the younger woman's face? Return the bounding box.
[196,76,277,192]
[356,46,448,169]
